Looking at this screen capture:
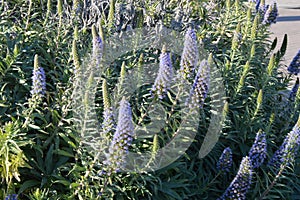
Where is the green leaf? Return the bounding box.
[270,37,277,51]
[45,144,54,174]
[18,180,40,194]
[28,124,41,130]
[280,34,287,57]
[56,149,74,157]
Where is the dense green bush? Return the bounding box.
[0,0,299,199]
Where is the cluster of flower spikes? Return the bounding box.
[30,55,46,101]
[179,28,199,80]
[217,147,233,173]
[288,50,300,75]
[151,46,174,99]
[104,97,134,173]
[186,60,210,109]
[217,157,253,200]
[289,77,299,102]
[269,117,300,169]
[257,0,269,15]
[262,2,278,25]
[248,131,267,168]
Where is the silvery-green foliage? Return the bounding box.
[1,0,300,199]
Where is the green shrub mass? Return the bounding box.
[0,0,299,199]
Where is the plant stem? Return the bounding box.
[25,0,32,30]
[258,165,285,200]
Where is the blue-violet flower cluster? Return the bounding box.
[102,107,116,138]
[262,2,278,25]
[186,60,210,109]
[249,131,267,168]
[93,36,103,68]
[218,157,253,200]
[179,28,199,79]
[31,55,46,99]
[289,78,299,102]
[105,97,134,172]
[288,50,300,75]
[152,50,174,99]
[217,147,233,173]
[269,119,300,169]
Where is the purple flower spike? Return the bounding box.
[93,36,103,67]
[288,50,300,75]
[186,60,210,109]
[289,78,299,102]
[105,97,134,172]
[152,49,173,99]
[179,28,199,79]
[258,2,269,17]
[217,147,233,173]
[218,157,253,200]
[249,131,267,168]
[102,107,116,137]
[269,120,300,169]
[262,2,278,25]
[31,55,46,99]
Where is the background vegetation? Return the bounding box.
[0,0,299,199]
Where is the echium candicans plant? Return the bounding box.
[248,130,267,168]
[186,55,211,109]
[262,2,278,25]
[151,46,174,99]
[29,54,46,107]
[217,157,253,200]
[102,79,116,139]
[179,28,199,80]
[216,147,233,173]
[287,50,300,75]
[104,97,134,173]
[269,116,300,170]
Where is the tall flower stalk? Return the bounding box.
[92,25,103,68]
[179,28,199,80]
[102,79,115,139]
[186,60,210,109]
[218,157,253,200]
[288,50,300,75]
[262,2,278,25]
[269,116,300,169]
[217,147,233,173]
[259,116,300,199]
[105,97,134,173]
[249,130,267,168]
[30,54,46,105]
[289,78,299,102]
[151,46,174,99]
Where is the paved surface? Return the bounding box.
[270,8,300,67]
[266,0,300,69]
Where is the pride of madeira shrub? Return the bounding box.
[0,0,299,199]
